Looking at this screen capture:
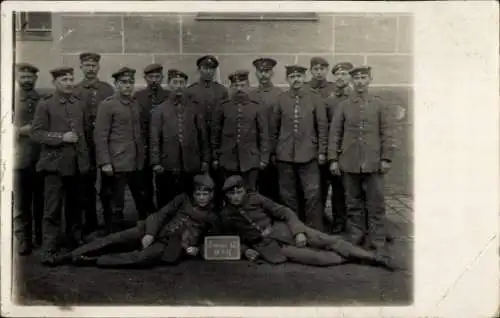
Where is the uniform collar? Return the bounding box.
[169,92,188,105]
[199,79,214,88]
[258,82,275,92]
[55,91,76,104]
[287,86,307,98]
[115,92,134,105]
[309,78,328,89]
[18,89,39,101]
[81,78,100,89]
[232,92,250,103]
[334,86,349,98]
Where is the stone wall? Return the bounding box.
[15,12,413,194]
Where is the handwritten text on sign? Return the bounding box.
[203,236,241,260]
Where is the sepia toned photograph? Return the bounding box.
[10,8,414,307]
[2,2,498,317]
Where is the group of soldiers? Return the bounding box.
[14,52,400,269]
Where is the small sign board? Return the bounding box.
[203,236,241,260]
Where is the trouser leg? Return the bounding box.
[33,171,45,246]
[242,169,259,192]
[41,173,64,256]
[63,174,84,249]
[299,160,324,232]
[128,171,156,221]
[142,166,156,211]
[343,173,366,245]
[13,168,33,254]
[280,245,344,266]
[277,162,299,216]
[96,241,164,268]
[81,169,98,235]
[100,173,126,233]
[258,163,280,202]
[364,173,387,251]
[331,174,347,234]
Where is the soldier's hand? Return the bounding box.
[245,248,259,261]
[318,154,326,165]
[295,233,307,247]
[101,164,114,176]
[153,165,164,174]
[186,246,199,256]
[329,161,341,176]
[380,160,392,174]
[62,131,79,143]
[141,234,154,249]
[200,162,209,173]
[259,161,268,170]
[212,160,219,170]
[18,124,32,136]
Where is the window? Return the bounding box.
[195,12,319,22]
[14,12,52,41]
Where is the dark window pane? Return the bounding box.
[196,12,318,21]
[26,12,52,30]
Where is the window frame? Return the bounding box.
[195,12,319,22]
[14,12,53,42]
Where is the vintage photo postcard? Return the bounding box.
[1,1,499,317]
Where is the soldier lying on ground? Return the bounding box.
[219,175,404,271]
[52,175,217,268]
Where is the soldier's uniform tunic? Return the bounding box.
[134,64,170,209]
[328,77,397,249]
[13,78,44,252]
[75,76,114,234]
[212,92,269,191]
[150,93,210,208]
[95,91,155,229]
[273,79,328,231]
[32,81,91,258]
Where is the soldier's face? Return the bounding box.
[80,61,100,79]
[169,77,187,95]
[226,187,247,206]
[145,72,163,89]
[115,76,135,96]
[352,73,372,93]
[53,74,74,94]
[193,189,213,207]
[286,73,305,89]
[255,69,273,84]
[332,70,351,88]
[230,80,250,96]
[16,71,37,91]
[310,64,328,80]
[199,66,216,80]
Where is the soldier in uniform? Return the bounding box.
[13,63,44,255]
[31,67,91,265]
[219,176,401,270]
[186,55,229,208]
[56,175,216,268]
[323,61,353,234]
[272,65,328,231]
[250,58,282,202]
[94,67,155,235]
[134,64,171,209]
[74,52,115,236]
[150,69,210,208]
[328,66,397,252]
[304,57,335,98]
[212,70,269,191]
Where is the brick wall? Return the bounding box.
[15,12,413,194]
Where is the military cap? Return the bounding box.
[112,67,136,80]
[252,57,277,71]
[16,63,39,74]
[50,67,74,79]
[79,52,101,62]
[349,65,372,77]
[222,175,245,192]
[310,57,329,68]
[143,63,163,75]
[331,62,354,75]
[167,69,188,81]
[285,65,307,77]
[196,55,219,69]
[193,174,215,190]
[228,70,250,83]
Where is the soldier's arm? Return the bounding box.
[195,107,211,164]
[256,103,270,164]
[328,101,346,162]
[31,100,65,146]
[149,106,162,166]
[379,99,398,162]
[258,194,304,236]
[94,101,112,167]
[210,102,224,162]
[314,96,328,156]
[144,193,186,237]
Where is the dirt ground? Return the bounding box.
[13,191,414,306]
